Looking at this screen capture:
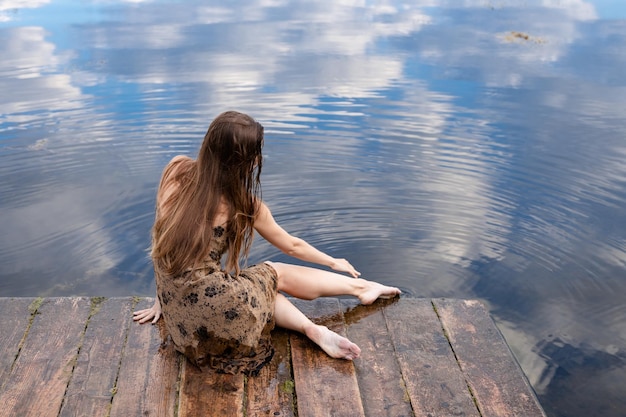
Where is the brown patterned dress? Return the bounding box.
[154,224,278,375]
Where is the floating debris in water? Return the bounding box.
[28,138,49,151]
[503,31,546,44]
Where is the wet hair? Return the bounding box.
[151,111,264,276]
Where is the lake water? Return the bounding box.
[1,1,625,415]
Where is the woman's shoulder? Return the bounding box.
[161,155,194,179]
[167,155,193,168]
[170,154,192,163]
[157,155,194,198]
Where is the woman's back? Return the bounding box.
[152,112,264,278]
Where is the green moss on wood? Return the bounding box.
[280,379,295,395]
[90,297,106,316]
[28,297,43,315]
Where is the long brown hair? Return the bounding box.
[151,111,264,276]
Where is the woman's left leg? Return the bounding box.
[266,261,401,305]
[273,293,361,360]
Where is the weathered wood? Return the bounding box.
[0,297,547,417]
[343,300,414,417]
[178,360,245,417]
[0,297,91,417]
[59,298,133,417]
[0,297,36,391]
[384,298,480,416]
[110,297,180,417]
[433,298,547,417]
[290,298,365,417]
[246,329,295,417]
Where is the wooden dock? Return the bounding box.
[0,296,545,417]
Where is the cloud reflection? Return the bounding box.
[0,27,84,119]
[1,1,626,414]
[0,0,49,22]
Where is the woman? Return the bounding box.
[134,111,401,375]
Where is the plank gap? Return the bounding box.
[57,297,108,416]
[380,303,417,417]
[0,298,39,394]
[8,298,43,378]
[361,301,415,417]
[242,375,248,416]
[431,299,484,416]
[109,297,181,417]
[62,298,93,415]
[105,297,140,417]
[384,303,415,417]
[174,348,183,417]
[287,331,299,417]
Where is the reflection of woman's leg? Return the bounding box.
[274,293,361,360]
[266,261,400,305]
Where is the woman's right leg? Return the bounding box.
[266,261,401,305]
[273,293,361,360]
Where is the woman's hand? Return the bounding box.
[133,298,162,324]
[330,258,361,278]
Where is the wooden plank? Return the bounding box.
[342,299,414,417]
[0,298,36,390]
[59,297,133,417]
[290,298,365,417]
[246,329,295,417]
[384,298,480,417]
[0,297,91,417]
[433,299,547,417]
[110,297,180,417]
[0,296,545,417]
[178,360,245,417]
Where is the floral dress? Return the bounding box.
[155,224,278,375]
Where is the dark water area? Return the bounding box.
[1,1,626,415]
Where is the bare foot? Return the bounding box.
[305,324,361,360]
[357,280,401,305]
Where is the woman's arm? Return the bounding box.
[254,202,360,277]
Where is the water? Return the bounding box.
[1,1,625,415]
